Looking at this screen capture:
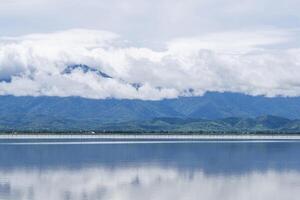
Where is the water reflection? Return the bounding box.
[0,142,299,200]
[1,167,300,200]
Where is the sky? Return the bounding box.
[0,0,300,99]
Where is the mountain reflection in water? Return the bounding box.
[0,141,299,200]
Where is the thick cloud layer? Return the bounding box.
[0,29,300,100]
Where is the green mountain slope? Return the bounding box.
[1,115,300,133]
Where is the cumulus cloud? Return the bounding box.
[1,166,300,200]
[0,28,300,100]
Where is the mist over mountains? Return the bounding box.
[2,29,300,100]
[1,64,300,132]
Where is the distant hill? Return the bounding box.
[112,115,300,133]
[0,92,300,132]
[1,114,300,133]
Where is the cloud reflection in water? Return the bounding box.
[0,166,299,200]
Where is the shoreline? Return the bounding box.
[1,134,300,140]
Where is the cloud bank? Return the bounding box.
[0,29,300,100]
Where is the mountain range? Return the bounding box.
[1,92,300,132]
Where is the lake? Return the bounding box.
[0,137,300,200]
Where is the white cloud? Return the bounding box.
[1,166,300,200]
[0,28,300,100]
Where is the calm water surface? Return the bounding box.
[0,139,300,200]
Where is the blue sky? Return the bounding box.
[0,0,300,99]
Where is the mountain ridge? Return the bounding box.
[0,92,300,132]
[1,115,300,133]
